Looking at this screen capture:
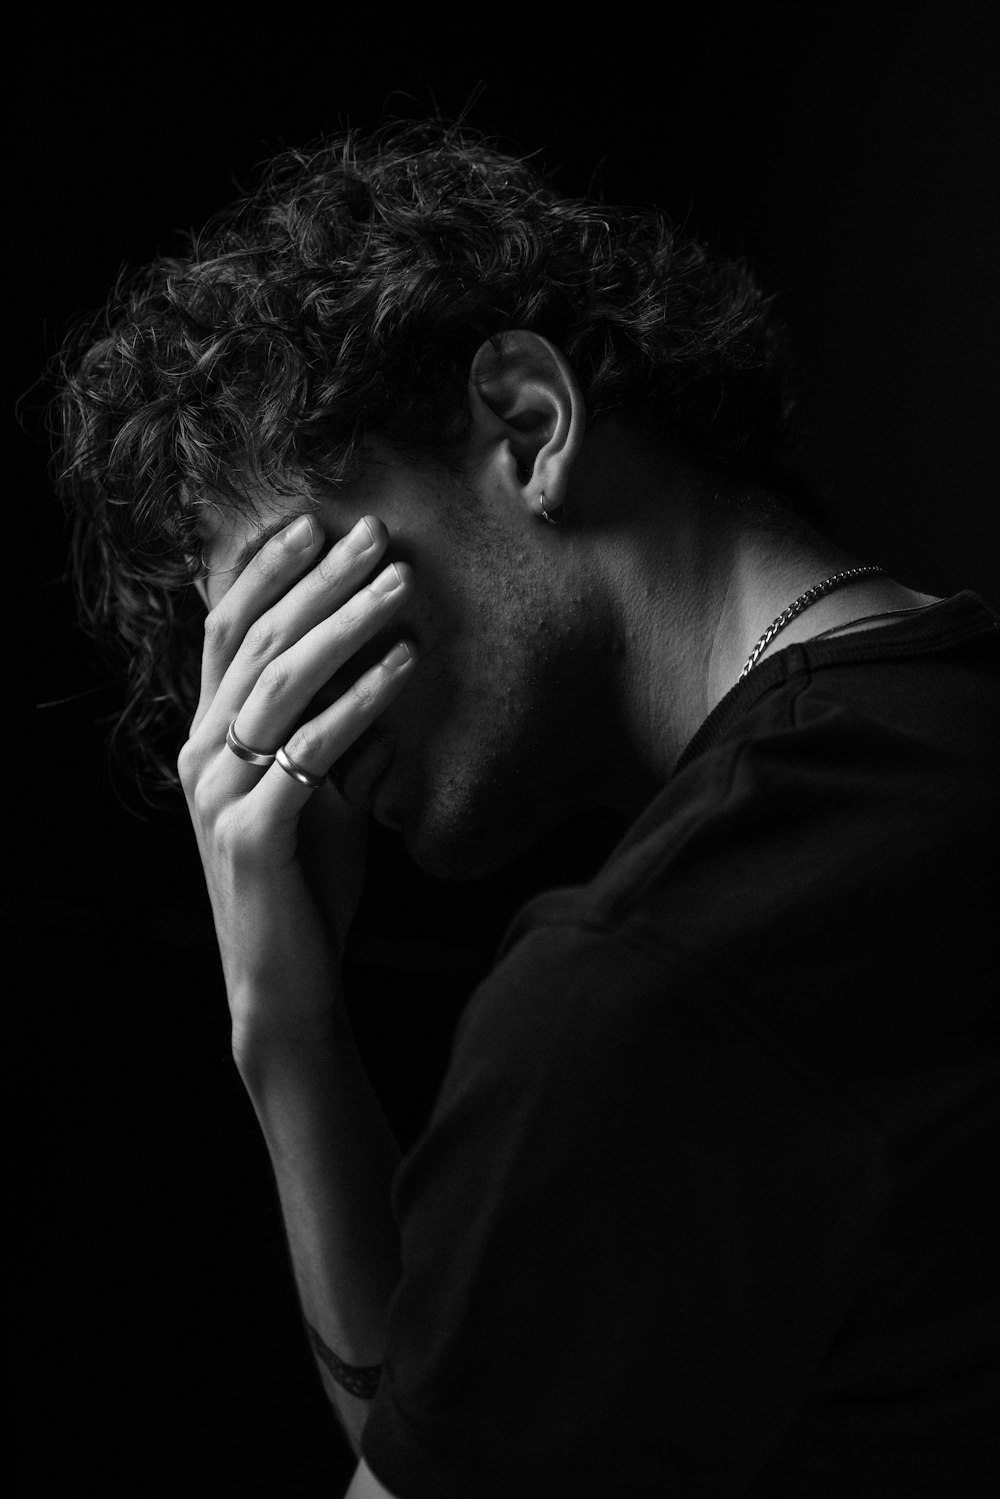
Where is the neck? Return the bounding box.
[701,509,866,706]
[586,454,931,805]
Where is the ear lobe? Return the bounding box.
[468,331,585,516]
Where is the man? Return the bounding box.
[55,122,998,1496]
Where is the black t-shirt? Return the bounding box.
[362,592,1000,1498]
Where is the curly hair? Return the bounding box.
[52,119,806,790]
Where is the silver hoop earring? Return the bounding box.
[539,490,565,525]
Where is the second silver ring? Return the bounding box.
[275,745,325,791]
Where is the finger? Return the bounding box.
[252,640,417,820]
[217,715,282,791]
[228,560,412,752]
[192,512,323,730]
[192,513,388,732]
[215,517,392,716]
[204,558,408,803]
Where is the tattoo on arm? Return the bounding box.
[305,1321,382,1400]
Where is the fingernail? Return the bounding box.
[283,515,316,550]
[347,516,377,550]
[369,563,402,596]
[381,640,414,671]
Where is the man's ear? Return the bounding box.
[467,331,585,520]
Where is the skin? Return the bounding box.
[182,331,938,1497]
[194,334,936,884]
[195,448,629,883]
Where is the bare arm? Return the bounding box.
[235,970,401,1448]
[179,510,415,1451]
[345,1457,401,1498]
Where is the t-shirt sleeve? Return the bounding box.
[361,918,896,1499]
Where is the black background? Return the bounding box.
[18,7,999,1496]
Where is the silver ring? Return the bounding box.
[275,744,325,791]
[226,718,276,767]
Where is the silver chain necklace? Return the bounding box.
[738,565,885,682]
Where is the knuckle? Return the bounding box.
[243,616,279,661]
[177,739,196,785]
[177,740,224,820]
[351,673,378,710]
[202,607,232,652]
[214,803,254,859]
[177,736,207,790]
[192,778,218,823]
[284,720,325,767]
[256,654,291,701]
[317,545,346,582]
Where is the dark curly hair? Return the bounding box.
[52,119,806,790]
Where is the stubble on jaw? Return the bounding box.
[392,526,621,880]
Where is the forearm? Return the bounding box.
[235,1008,402,1451]
[174,509,415,1452]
